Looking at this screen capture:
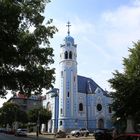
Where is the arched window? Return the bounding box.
[65,51,68,59]
[60,108,63,114]
[60,120,62,125]
[109,106,112,113]
[74,76,76,82]
[67,92,69,97]
[61,71,63,77]
[69,51,72,59]
[47,102,51,111]
[79,103,83,111]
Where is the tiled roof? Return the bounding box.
[46,76,109,96]
[78,75,103,94]
[46,88,59,95]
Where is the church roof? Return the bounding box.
[46,77,109,96]
[65,35,74,45]
[46,88,59,97]
[77,75,104,94]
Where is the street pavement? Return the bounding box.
[0,132,95,140]
[0,133,34,140]
[28,132,95,140]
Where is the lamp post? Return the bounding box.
[36,111,40,139]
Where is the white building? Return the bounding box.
[43,22,113,133]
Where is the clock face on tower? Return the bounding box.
[66,61,72,68]
[67,42,71,47]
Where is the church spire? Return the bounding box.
[66,21,71,36]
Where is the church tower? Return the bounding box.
[58,22,78,132]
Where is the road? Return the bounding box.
[0,133,33,140]
[0,133,95,140]
[0,133,58,140]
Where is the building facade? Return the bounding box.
[8,93,42,112]
[43,23,113,133]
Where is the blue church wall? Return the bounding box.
[43,81,113,132]
[53,96,59,131]
[44,81,112,132]
[42,89,59,133]
[87,120,96,130]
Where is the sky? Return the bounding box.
[1,0,140,107]
[44,0,140,90]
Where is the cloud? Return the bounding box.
[133,0,140,6]
[52,17,96,38]
[76,1,140,91]
[102,6,140,29]
[47,1,140,91]
[100,1,140,60]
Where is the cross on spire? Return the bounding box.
[66,21,71,35]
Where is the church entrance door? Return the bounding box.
[98,118,104,128]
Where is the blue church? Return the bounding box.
[43,22,113,133]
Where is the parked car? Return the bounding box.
[71,128,89,137]
[113,133,140,140]
[55,130,66,138]
[93,128,112,140]
[15,128,27,136]
[6,129,15,135]
[4,128,15,135]
[0,128,6,133]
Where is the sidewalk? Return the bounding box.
[28,132,55,140]
[28,132,95,140]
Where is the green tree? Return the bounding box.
[0,102,28,127]
[0,0,57,98]
[28,107,51,133]
[109,41,140,131]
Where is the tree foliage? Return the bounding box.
[0,102,28,126]
[28,107,51,124]
[27,107,51,133]
[0,0,57,97]
[109,41,140,123]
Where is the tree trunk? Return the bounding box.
[39,123,42,134]
[125,116,135,133]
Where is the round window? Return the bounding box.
[97,104,102,111]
